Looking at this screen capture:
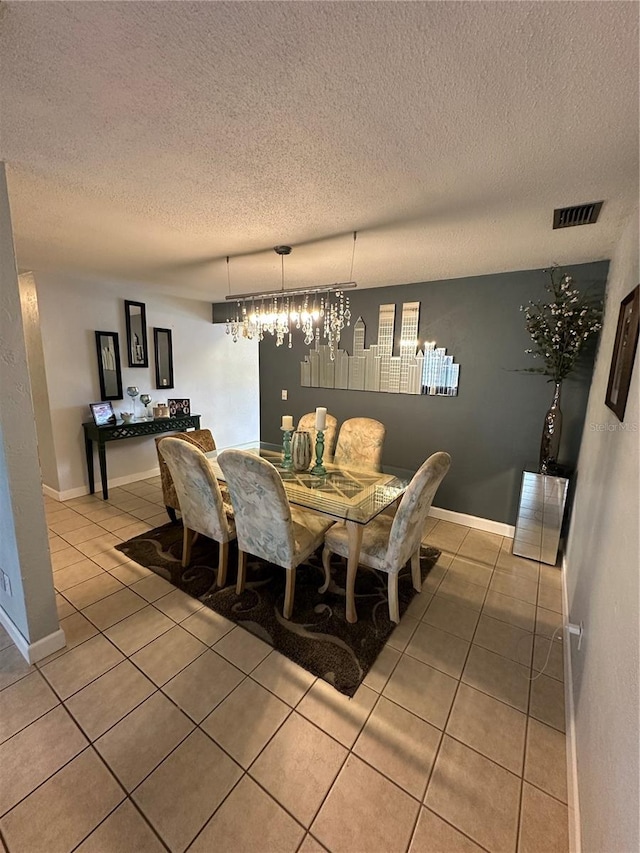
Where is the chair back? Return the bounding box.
[297,412,338,461]
[386,452,451,570]
[334,417,386,471]
[156,428,216,511]
[218,449,296,567]
[158,438,232,542]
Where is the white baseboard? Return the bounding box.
[43,466,161,502]
[428,506,515,538]
[562,553,581,853]
[0,607,66,664]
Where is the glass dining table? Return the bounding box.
[206,441,416,623]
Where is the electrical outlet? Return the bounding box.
[281,390,288,401]
[567,621,584,650]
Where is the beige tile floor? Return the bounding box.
[0,479,569,853]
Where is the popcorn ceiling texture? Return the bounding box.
[0,1,637,298]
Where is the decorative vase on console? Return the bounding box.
[291,430,312,472]
[520,266,602,475]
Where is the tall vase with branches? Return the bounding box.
[521,266,602,473]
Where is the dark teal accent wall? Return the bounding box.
[214,262,608,525]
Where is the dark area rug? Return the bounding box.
[116,523,440,696]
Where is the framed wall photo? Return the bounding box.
[154,327,174,389]
[168,398,190,417]
[95,330,123,400]
[90,401,116,426]
[605,284,639,421]
[125,300,149,368]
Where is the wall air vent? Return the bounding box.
[553,201,603,229]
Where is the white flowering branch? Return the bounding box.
[520,266,602,383]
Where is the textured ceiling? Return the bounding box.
[0,1,638,300]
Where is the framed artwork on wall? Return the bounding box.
[605,284,639,421]
[125,300,149,368]
[168,398,190,416]
[154,327,174,389]
[94,330,123,400]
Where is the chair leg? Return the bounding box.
[166,506,177,523]
[411,550,422,591]
[236,550,247,595]
[388,573,400,624]
[217,541,229,588]
[319,545,332,593]
[283,566,296,619]
[182,528,195,567]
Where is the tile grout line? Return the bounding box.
[11,485,564,852]
[409,528,502,853]
[1,672,172,853]
[402,526,492,853]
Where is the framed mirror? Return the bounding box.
[94,331,123,400]
[124,300,149,367]
[154,327,174,389]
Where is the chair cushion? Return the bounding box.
[324,515,394,573]
[291,507,335,565]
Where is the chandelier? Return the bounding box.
[225,233,357,359]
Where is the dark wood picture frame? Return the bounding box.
[154,327,174,389]
[168,398,190,416]
[605,284,639,421]
[124,300,149,368]
[89,401,116,426]
[94,330,123,400]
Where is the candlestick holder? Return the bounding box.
[311,429,327,476]
[281,427,293,469]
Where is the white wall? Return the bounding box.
[565,209,639,852]
[0,163,62,658]
[34,273,259,497]
[19,272,59,490]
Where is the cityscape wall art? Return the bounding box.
[300,301,460,396]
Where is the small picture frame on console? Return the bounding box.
[168,398,190,416]
[90,401,116,427]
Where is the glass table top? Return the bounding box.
[206,441,415,525]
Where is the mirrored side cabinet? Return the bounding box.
[513,469,569,566]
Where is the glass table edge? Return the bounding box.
[205,441,414,525]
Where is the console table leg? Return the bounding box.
[98,443,109,500]
[85,436,95,495]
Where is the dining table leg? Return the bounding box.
[345,521,364,624]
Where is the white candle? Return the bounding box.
[315,407,327,431]
[282,415,294,430]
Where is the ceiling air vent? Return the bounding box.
[553,201,603,229]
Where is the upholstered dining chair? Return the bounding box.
[321,451,451,623]
[333,417,386,471]
[217,449,334,619]
[297,412,338,462]
[157,438,236,589]
[155,428,217,522]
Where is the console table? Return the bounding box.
[82,415,201,500]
